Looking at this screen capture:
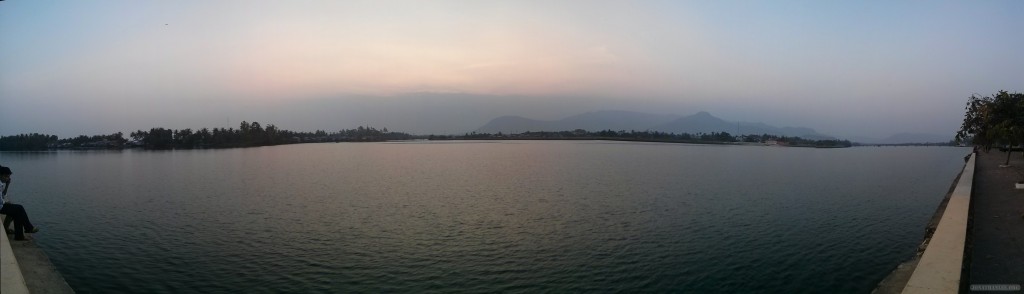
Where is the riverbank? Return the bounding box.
[1,232,75,293]
[872,154,967,293]
[873,150,1024,293]
[443,136,854,148]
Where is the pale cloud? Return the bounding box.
[583,45,619,65]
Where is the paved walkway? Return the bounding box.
[969,150,1024,291]
[7,239,76,294]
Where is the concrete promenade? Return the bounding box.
[902,153,976,293]
[873,155,967,294]
[968,150,1024,292]
[1,228,30,293]
[1,231,74,293]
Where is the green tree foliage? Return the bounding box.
[59,132,128,148]
[0,133,128,150]
[2,122,412,151]
[128,122,411,149]
[0,133,58,150]
[142,128,174,149]
[957,90,1024,150]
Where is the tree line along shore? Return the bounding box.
[957,90,1024,150]
[0,122,412,150]
[1,120,856,151]
[4,89,1019,152]
[436,130,854,148]
[956,90,1024,167]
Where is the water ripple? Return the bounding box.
[1,143,969,293]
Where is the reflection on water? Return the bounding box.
[1,142,968,293]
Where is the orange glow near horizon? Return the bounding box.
[219,38,643,99]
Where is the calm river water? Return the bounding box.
[1,141,968,293]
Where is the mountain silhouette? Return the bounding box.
[477,110,834,139]
[877,133,952,144]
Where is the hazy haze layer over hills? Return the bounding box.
[477,111,681,134]
[875,133,954,144]
[477,110,836,139]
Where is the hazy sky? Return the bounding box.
[1,1,1021,138]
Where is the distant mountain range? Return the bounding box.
[851,133,954,145]
[476,110,836,140]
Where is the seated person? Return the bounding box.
[1,165,39,240]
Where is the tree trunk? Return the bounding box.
[1006,150,1013,166]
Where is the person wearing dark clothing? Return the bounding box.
[0,165,38,240]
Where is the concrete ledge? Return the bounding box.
[902,153,975,294]
[8,238,77,293]
[1,224,30,294]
